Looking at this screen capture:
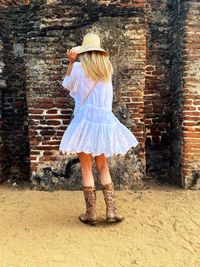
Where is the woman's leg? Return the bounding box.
[94,153,112,185]
[77,152,95,187]
[77,152,98,225]
[95,153,124,222]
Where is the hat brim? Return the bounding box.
[72,46,109,55]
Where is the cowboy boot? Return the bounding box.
[101,182,124,222]
[79,185,98,225]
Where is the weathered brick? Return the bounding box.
[0,0,199,190]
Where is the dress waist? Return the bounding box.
[76,102,112,112]
[73,102,114,124]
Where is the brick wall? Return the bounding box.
[182,0,200,188]
[168,0,185,186]
[167,0,200,189]
[0,0,29,6]
[144,0,172,182]
[24,0,146,188]
[143,0,200,189]
[0,38,5,182]
[0,0,200,189]
[0,6,30,182]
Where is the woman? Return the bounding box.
[59,33,139,225]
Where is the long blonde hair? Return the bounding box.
[78,51,113,82]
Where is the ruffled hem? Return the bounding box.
[59,148,137,158]
[59,115,139,158]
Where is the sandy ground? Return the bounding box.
[0,180,200,267]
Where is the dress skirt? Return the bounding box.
[59,103,139,158]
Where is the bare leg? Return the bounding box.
[77,152,95,187]
[94,153,112,185]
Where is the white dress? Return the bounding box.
[59,62,139,157]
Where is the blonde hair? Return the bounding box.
[78,51,113,82]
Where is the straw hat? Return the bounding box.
[72,33,109,55]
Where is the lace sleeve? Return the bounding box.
[62,62,79,98]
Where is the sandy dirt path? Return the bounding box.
[0,180,200,267]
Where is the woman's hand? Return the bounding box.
[66,48,78,63]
